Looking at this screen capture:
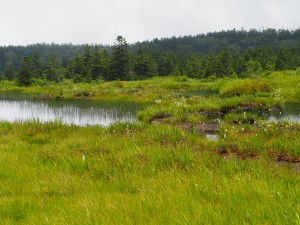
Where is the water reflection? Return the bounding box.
[267,102,300,123]
[205,134,219,141]
[0,99,141,126]
[268,115,300,123]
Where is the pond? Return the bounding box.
[0,97,143,126]
[267,102,300,124]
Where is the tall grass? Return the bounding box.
[0,121,299,224]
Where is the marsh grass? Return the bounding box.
[0,71,300,224]
[0,121,299,224]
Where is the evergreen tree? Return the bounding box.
[32,52,43,79]
[110,36,131,80]
[82,45,92,81]
[4,63,16,80]
[4,51,18,69]
[275,47,297,70]
[133,48,157,79]
[91,46,107,80]
[170,66,181,76]
[235,55,246,77]
[185,55,203,78]
[157,52,176,76]
[254,46,275,70]
[45,55,60,82]
[243,60,263,77]
[0,72,5,80]
[18,56,33,86]
[66,55,84,82]
[205,53,224,77]
[218,48,235,76]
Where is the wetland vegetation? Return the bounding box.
[0,69,299,224]
[0,29,300,224]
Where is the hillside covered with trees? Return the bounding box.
[0,28,299,86]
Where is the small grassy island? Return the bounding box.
[0,70,299,224]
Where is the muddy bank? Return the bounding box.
[151,119,219,135]
[220,102,281,114]
[215,145,300,163]
[270,152,300,163]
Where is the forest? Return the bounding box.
[0,28,299,86]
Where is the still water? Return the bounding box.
[0,99,142,126]
[267,102,300,123]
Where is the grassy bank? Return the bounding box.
[0,70,299,224]
[1,69,299,102]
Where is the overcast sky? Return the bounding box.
[0,0,299,46]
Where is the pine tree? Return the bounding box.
[254,47,275,70]
[4,63,16,80]
[185,55,203,78]
[32,52,43,79]
[66,55,84,82]
[244,60,263,77]
[18,56,33,86]
[275,47,297,70]
[45,55,60,82]
[82,45,92,81]
[110,36,131,80]
[157,52,175,76]
[205,53,224,77]
[91,46,107,80]
[218,48,235,76]
[133,48,157,79]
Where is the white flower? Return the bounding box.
[155,99,161,104]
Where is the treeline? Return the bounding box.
[135,28,300,54]
[0,28,300,86]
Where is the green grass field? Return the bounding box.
[0,70,299,224]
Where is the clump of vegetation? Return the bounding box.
[0,80,20,91]
[219,78,273,97]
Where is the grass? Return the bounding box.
[0,121,299,224]
[0,70,300,224]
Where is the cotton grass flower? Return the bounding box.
[82,152,86,162]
